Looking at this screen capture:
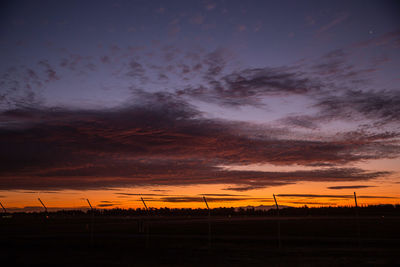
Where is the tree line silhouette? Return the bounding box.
[4,204,399,217]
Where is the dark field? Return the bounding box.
[1,213,400,266]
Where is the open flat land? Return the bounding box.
[1,215,400,266]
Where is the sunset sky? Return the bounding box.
[1,0,399,211]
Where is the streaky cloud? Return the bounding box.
[327,185,376,190]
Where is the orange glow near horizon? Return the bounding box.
[2,179,399,212]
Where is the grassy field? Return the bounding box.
[1,215,400,266]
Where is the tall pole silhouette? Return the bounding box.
[273,194,280,216]
[141,196,149,213]
[38,198,47,213]
[354,192,358,208]
[0,201,6,213]
[87,199,93,210]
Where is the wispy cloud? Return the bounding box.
[115,193,166,196]
[353,29,400,49]
[315,89,400,126]
[327,185,376,190]
[97,203,116,207]
[315,12,349,35]
[178,66,321,107]
[158,196,271,203]
[277,194,397,199]
[201,193,249,197]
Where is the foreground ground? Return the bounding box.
[1,215,399,266]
